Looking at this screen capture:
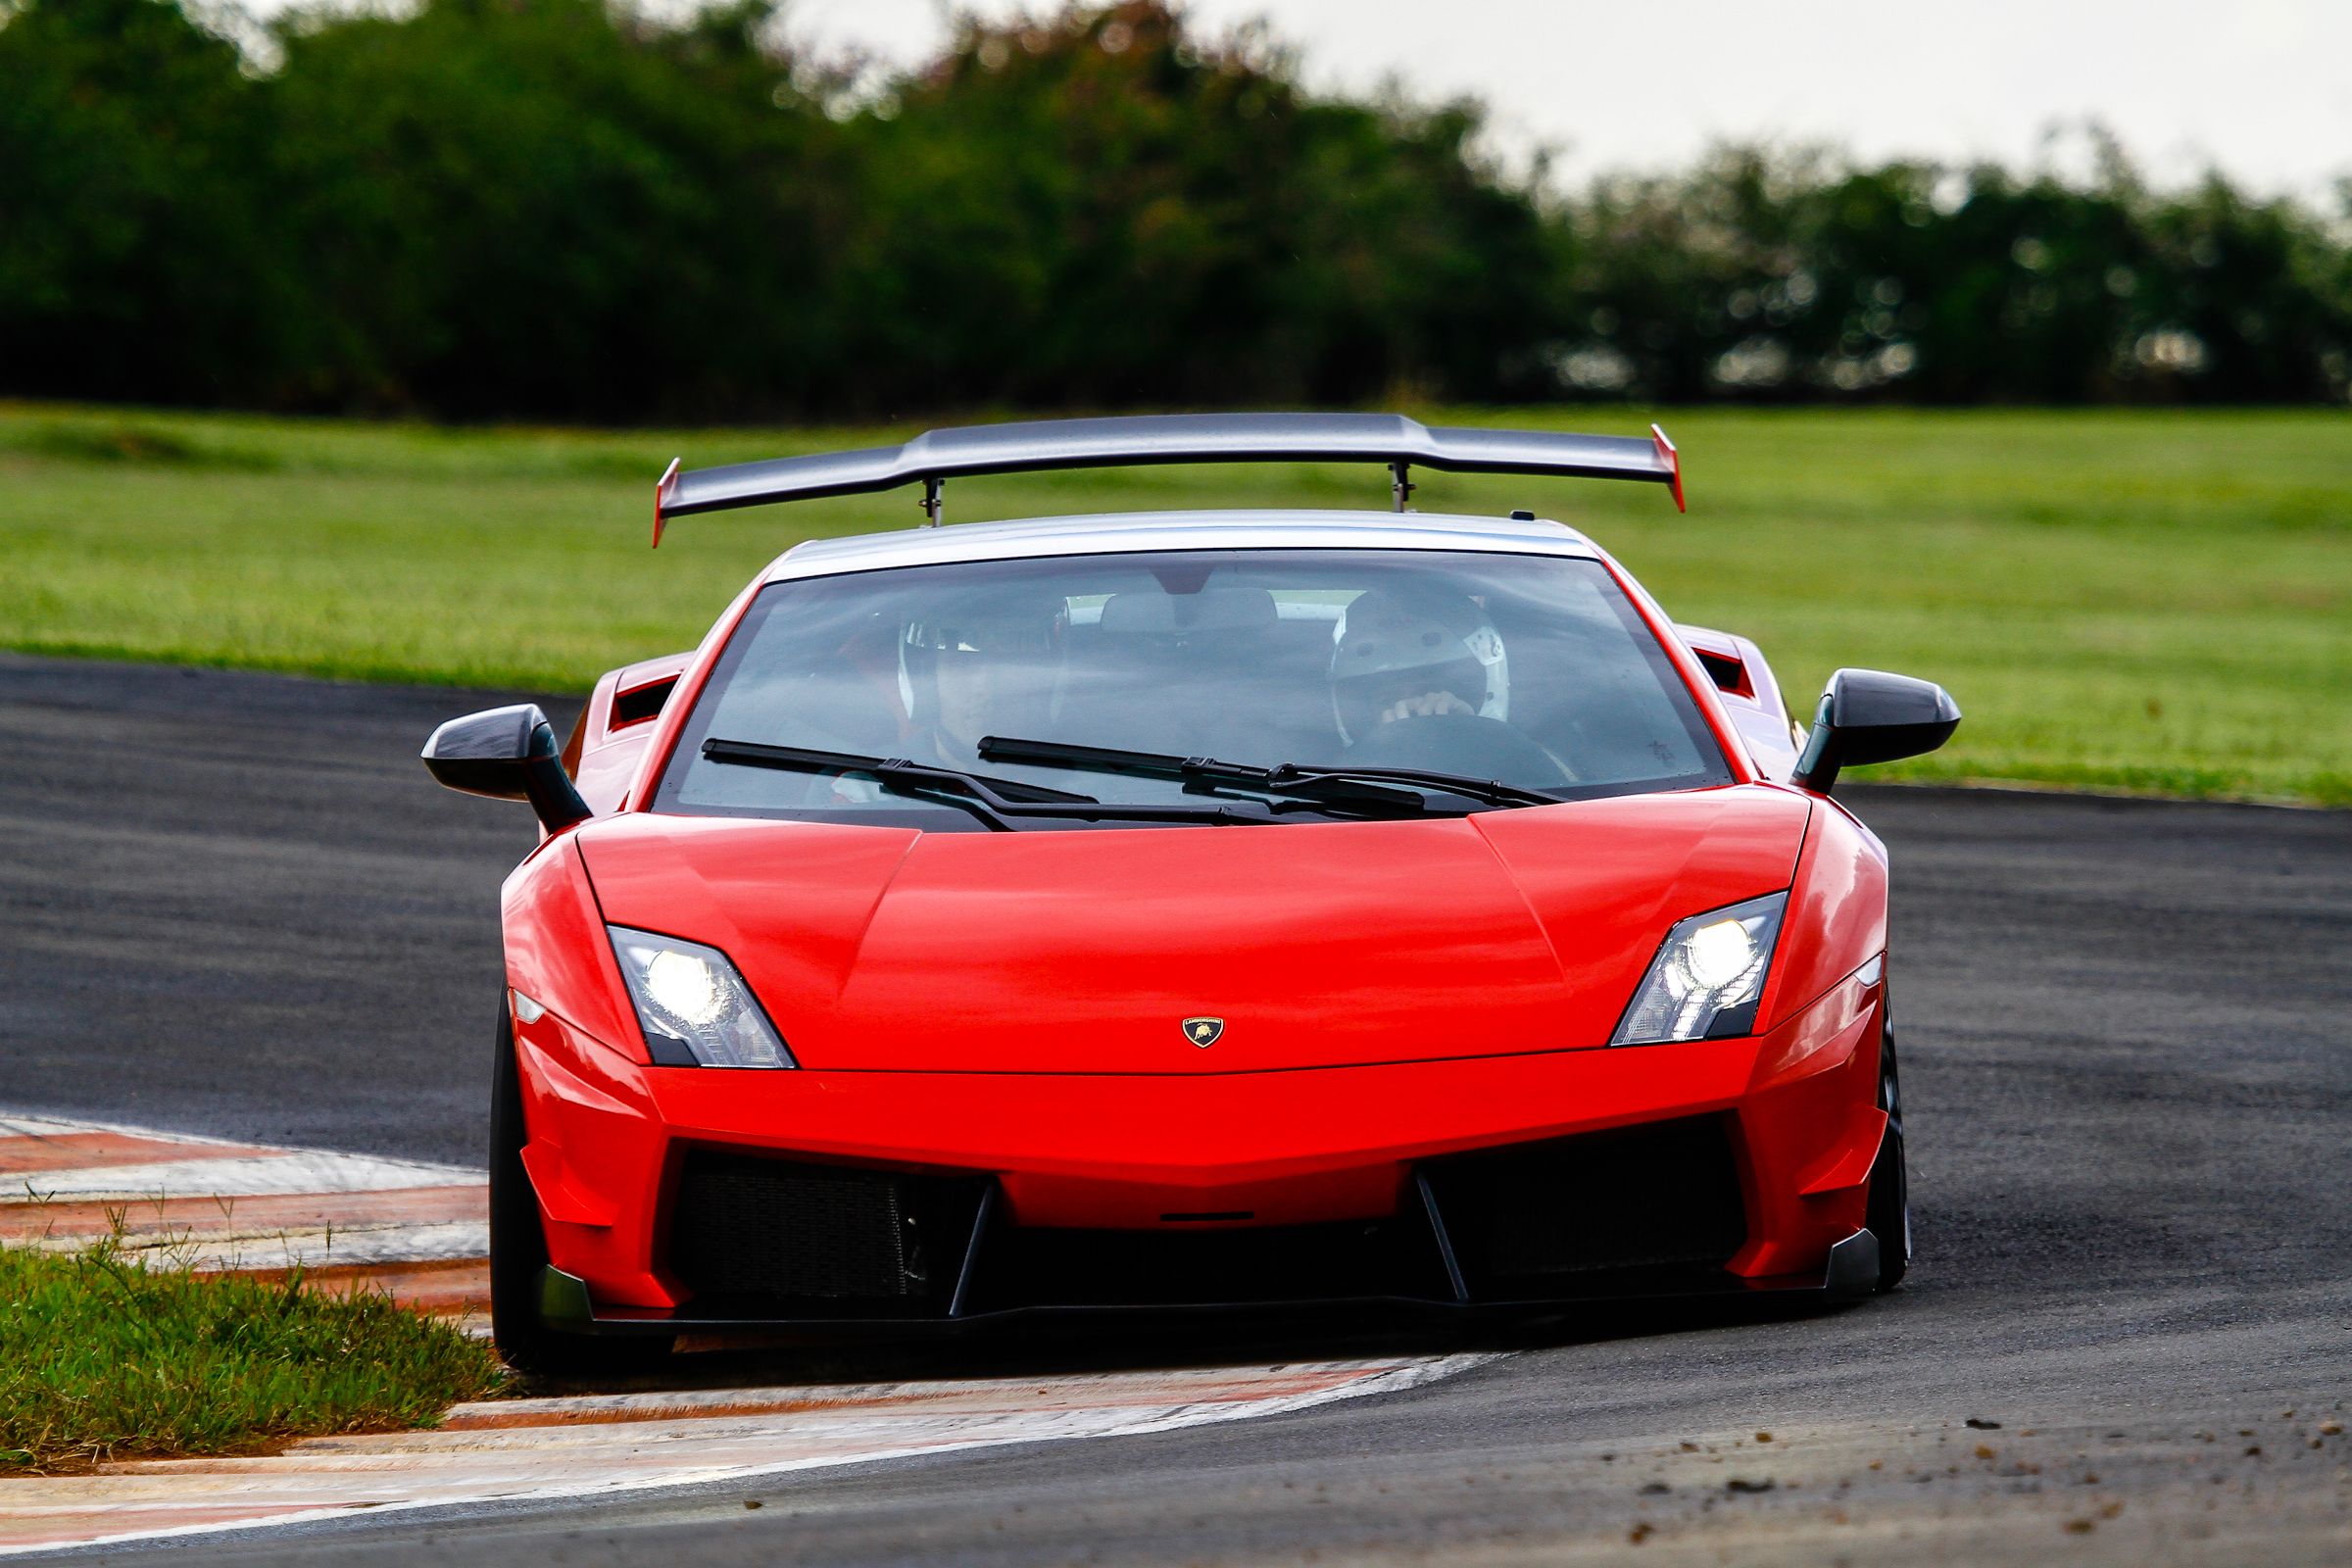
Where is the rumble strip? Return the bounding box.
[0,1113,490,1324]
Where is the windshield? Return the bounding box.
[654,548,1732,828]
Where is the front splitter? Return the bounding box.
[543,1228,1882,1339]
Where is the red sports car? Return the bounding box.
[423,415,1959,1373]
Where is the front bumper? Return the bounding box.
[511,963,1888,1330]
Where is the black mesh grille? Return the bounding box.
[662,1121,1747,1320]
[1420,1115,1747,1294]
[666,1149,985,1308]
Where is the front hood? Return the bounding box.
[577,788,1811,1073]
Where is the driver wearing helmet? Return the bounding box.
[806,592,1058,808]
[894,590,1061,767]
[1328,587,1510,742]
[1327,586,1568,784]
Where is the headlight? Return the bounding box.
[607,926,795,1068]
[1611,892,1788,1046]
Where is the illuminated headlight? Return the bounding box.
[607,926,794,1068]
[1611,893,1788,1046]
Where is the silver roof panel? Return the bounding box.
[760,510,1600,584]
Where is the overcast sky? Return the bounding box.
[772,0,2350,201]
[223,0,2350,200]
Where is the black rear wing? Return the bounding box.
[652,413,1684,544]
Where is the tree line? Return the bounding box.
[3,0,2347,419]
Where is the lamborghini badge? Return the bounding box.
[1183,1016,1225,1048]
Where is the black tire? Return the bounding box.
[1864,1003,1912,1291]
[490,1008,673,1376]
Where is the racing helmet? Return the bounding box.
[897,589,1063,741]
[1328,587,1509,746]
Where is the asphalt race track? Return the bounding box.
[4,652,2349,1564]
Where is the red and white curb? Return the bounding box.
[0,1113,489,1324]
[0,1114,1490,1554]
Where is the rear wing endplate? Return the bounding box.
[652,413,1684,545]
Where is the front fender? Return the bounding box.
[502,838,642,1061]
[1757,796,1887,1034]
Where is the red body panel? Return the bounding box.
[502,839,637,1054]
[571,788,1809,1074]
[1757,793,1887,1034]
[510,958,1885,1308]
[502,783,1888,1312]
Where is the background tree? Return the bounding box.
[0,0,2344,417]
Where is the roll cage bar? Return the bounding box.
[651,413,1685,545]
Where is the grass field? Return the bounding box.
[0,1238,498,1471]
[2,402,2344,805]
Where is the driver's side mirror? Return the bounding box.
[1790,668,1961,794]
[421,704,593,833]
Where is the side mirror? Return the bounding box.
[1791,668,1960,794]
[421,704,593,833]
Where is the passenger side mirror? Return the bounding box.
[1790,669,1960,795]
[421,704,593,833]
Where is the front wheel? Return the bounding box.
[1864,1006,1912,1291]
[490,1007,673,1375]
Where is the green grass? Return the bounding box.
[0,1238,500,1471]
[1,401,2345,805]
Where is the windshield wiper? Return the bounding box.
[1270,761,1559,809]
[978,736,1557,813]
[701,739,1278,829]
[976,736,1426,814]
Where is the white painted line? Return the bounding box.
[9,1152,481,1201]
[25,1221,496,1272]
[0,1113,259,1149]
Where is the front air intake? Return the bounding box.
[1418,1114,1747,1296]
[666,1148,987,1311]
